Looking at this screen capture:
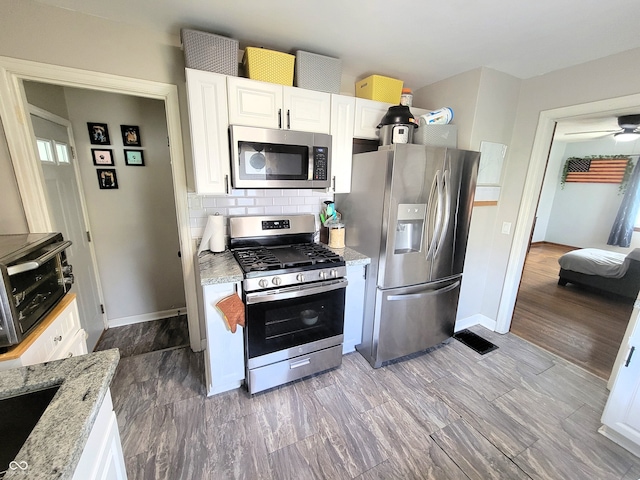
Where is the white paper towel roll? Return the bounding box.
[198,214,225,254]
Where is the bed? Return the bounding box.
[558,247,640,299]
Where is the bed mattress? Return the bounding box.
[558,248,628,278]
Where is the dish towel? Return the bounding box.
[215,294,245,333]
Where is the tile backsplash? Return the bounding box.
[189,189,334,243]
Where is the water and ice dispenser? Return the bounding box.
[394,204,426,254]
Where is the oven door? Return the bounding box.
[244,278,347,369]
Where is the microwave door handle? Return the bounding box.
[6,240,73,276]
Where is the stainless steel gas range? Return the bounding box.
[230,214,347,394]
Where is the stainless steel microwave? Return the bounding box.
[229,125,332,189]
[0,233,73,349]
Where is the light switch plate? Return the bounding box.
[501,222,511,235]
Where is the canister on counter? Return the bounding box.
[328,222,345,249]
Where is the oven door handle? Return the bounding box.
[245,278,348,305]
[7,240,73,276]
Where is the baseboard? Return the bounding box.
[598,425,640,458]
[455,314,497,332]
[108,307,186,328]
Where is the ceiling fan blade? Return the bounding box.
[564,129,620,135]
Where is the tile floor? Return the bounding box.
[102,322,640,479]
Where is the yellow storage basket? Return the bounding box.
[243,47,295,86]
[355,75,404,104]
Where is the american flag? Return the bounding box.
[565,157,630,184]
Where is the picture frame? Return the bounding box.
[124,149,145,166]
[87,122,110,145]
[96,168,118,189]
[91,148,114,166]
[121,125,141,147]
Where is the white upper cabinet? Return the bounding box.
[353,98,392,140]
[227,77,330,133]
[330,94,355,193]
[185,68,231,195]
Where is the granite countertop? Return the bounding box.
[198,245,370,285]
[0,349,120,480]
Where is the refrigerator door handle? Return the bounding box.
[387,280,461,301]
[427,170,443,260]
[434,169,451,258]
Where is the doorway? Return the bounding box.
[0,56,201,351]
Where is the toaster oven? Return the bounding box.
[0,233,74,349]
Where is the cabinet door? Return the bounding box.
[203,283,245,396]
[227,76,282,129]
[354,98,392,140]
[185,68,231,195]
[601,326,640,456]
[343,264,367,354]
[330,94,355,193]
[283,87,331,133]
[55,329,88,361]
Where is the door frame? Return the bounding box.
[495,93,640,383]
[0,56,201,351]
[28,104,108,331]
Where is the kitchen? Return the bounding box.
[2,0,640,478]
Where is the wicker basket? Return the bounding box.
[181,29,239,76]
[295,50,341,93]
[355,75,403,104]
[243,47,295,86]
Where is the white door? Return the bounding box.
[31,110,105,349]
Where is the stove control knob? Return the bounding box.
[319,271,327,280]
[330,269,338,278]
[296,273,305,282]
[272,277,282,286]
[259,279,269,288]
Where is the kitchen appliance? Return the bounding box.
[229,125,332,189]
[336,144,479,368]
[377,104,418,145]
[0,233,74,349]
[229,214,347,394]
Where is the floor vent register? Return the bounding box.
[453,329,499,355]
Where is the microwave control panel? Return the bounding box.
[313,146,328,181]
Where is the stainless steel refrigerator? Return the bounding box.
[336,143,479,368]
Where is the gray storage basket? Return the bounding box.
[412,123,458,148]
[181,29,239,76]
[295,50,341,94]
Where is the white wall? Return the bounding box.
[535,136,640,252]
[64,88,186,322]
[531,140,567,242]
[0,117,28,233]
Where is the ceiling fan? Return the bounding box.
[565,114,640,142]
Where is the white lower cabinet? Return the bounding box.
[73,388,127,480]
[0,294,87,371]
[343,264,367,354]
[202,282,245,396]
[600,324,640,457]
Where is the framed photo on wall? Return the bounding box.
[97,168,118,189]
[87,122,110,145]
[91,148,114,166]
[124,149,144,166]
[121,125,141,147]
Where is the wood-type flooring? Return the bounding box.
[108,325,640,479]
[510,243,633,380]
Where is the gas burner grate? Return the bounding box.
[234,249,281,272]
[291,243,342,263]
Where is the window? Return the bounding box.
[36,138,54,163]
[55,142,71,164]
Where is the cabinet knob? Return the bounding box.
[54,335,63,344]
[67,352,74,358]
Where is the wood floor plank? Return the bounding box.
[361,399,468,479]
[510,243,632,379]
[431,375,538,458]
[431,418,531,479]
[312,383,388,478]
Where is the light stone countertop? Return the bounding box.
[198,245,370,285]
[0,349,120,480]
